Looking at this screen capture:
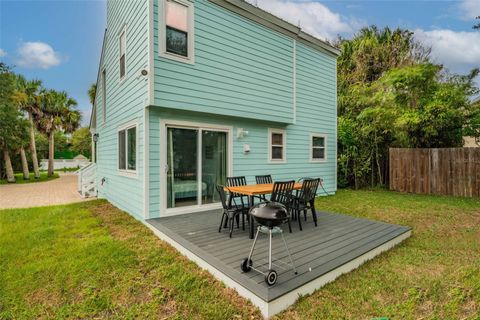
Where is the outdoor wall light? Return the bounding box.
[93,133,99,142]
[237,128,249,139]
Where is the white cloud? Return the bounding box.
[459,0,480,20]
[246,0,361,41]
[0,48,6,57]
[16,42,61,69]
[414,29,480,74]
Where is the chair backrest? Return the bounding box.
[255,175,273,184]
[215,185,229,210]
[270,180,295,207]
[297,178,320,203]
[226,176,247,198]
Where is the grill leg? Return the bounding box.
[281,231,297,274]
[247,227,260,261]
[268,228,272,270]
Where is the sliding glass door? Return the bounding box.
[166,126,228,210]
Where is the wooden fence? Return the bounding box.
[389,148,480,197]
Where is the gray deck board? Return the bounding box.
[148,209,410,302]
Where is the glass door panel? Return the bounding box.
[167,127,198,208]
[201,130,227,204]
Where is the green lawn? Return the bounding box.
[0,190,479,319]
[0,172,59,185]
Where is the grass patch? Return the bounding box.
[276,190,480,319]
[0,201,259,319]
[0,190,478,319]
[0,172,59,185]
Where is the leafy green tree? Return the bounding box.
[71,127,92,159]
[0,65,30,182]
[336,26,479,188]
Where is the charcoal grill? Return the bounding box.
[241,202,297,286]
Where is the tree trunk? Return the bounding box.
[3,149,15,183]
[20,147,29,180]
[29,112,40,179]
[48,131,55,177]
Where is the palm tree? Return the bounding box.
[12,75,43,179]
[36,90,81,176]
[88,83,97,106]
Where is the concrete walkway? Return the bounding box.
[0,173,92,209]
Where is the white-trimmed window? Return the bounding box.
[119,28,126,80]
[311,134,327,162]
[118,123,137,172]
[159,0,194,63]
[268,128,286,163]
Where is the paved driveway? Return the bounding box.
[0,174,92,209]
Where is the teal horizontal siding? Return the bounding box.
[95,0,149,220]
[147,1,337,218]
[153,0,294,123]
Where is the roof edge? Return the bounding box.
[89,28,107,131]
[208,0,341,57]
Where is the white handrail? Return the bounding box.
[77,162,97,197]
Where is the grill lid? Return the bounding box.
[250,202,288,227]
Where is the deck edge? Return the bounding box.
[144,217,411,319]
[143,220,270,316]
[265,229,412,318]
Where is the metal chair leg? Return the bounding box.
[229,216,234,238]
[310,200,318,227]
[298,210,303,231]
[218,213,225,233]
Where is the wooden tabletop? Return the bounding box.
[224,183,302,196]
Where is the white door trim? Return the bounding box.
[159,119,233,217]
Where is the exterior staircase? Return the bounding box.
[77,163,97,198]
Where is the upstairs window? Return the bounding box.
[268,129,286,163]
[311,134,326,162]
[160,0,194,63]
[118,123,136,172]
[119,29,126,80]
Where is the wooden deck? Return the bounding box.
[147,209,411,317]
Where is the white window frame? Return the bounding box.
[310,133,327,163]
[158,0,195,64]
[118,26,127,82]
[268,128,286,163]
[118,120,138,177]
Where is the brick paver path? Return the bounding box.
[0,174,92,209]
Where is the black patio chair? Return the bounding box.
[255,174,273,184]
[255,174,273,201]
[269,180,294,233]
[216,185,246,238]
[292,178,320,231]
[226,176,248,208]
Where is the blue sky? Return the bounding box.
[1,0,479,126]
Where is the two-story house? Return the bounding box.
[88,0,339,221]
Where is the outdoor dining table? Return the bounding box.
[225,183,303,239]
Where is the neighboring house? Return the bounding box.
[88,0,339,221]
